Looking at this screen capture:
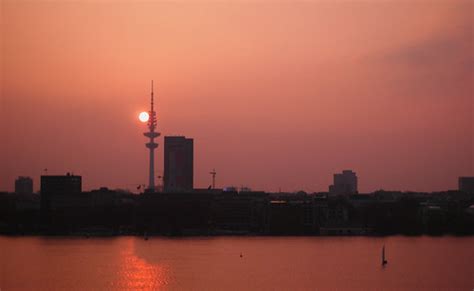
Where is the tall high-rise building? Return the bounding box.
[459,177,474,193]
[164,136,193,192]
[15,176,33,194]
[329,170,358,195]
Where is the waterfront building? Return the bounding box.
[40,173,82,222]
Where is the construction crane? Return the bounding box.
[209,169,217,189]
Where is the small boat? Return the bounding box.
[382,245,388,266]
[240,252,243,258]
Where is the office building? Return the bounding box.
[41,174,82,195]
[40,173,82,214]
[15,176,33,194]
[164,136,193,192]
[329,170,358,195]
[459,177,474,193]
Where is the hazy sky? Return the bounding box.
[1,0,472,193]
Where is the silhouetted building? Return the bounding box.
[40,173,82,226]
[1,186,473,235]
[15,176,33,194]
[212,191,268,233]
[329,170,358,195]
[137,192,212,234]
[41,174,82,195]
[459,177,474,193]
[268,198,315,234]
[89,187,117,208]
[164,136,193,192]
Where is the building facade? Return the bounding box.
[164,136,194,192]
[459,177,474,193]
[40,173,82,218]
[329,170,358,195]
[41,174,82,195]
[15,176,33,194]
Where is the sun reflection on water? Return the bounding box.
[114,239,169,290]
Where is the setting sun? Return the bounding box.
[139,112,149,123]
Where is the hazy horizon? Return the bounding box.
[1,0,472,193]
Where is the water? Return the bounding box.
[1,236,473,290]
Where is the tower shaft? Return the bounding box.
[149,144,155,190]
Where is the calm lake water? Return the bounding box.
[0,236,473,290]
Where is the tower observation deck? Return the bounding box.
[144,81,160,191]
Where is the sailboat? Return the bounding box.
[382,245,388,266]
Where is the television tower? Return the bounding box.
[144,81,160,191]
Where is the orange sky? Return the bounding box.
[1,0,472,193]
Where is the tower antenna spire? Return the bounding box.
[151,80,154,112]
[143,80,160,191]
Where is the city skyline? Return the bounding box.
[1,1,472,193]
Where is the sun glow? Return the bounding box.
[139,112,149,123]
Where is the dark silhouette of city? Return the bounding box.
[2,2,473,291]
[1,172,473,236]
[2,86,473,237]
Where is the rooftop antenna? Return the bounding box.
[210,169,216,189]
